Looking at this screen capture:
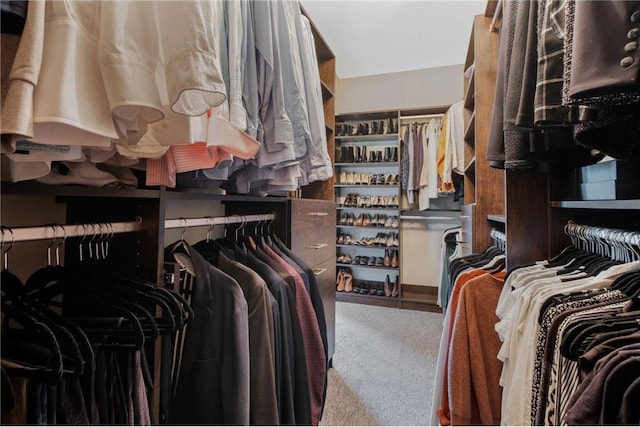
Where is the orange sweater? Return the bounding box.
[448,272,505,425]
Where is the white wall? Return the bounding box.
[335,64,464,114]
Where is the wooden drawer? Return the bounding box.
[290,199,336,267]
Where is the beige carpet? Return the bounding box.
[320,302,444,426]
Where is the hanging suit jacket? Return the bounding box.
[168,245,250,425]
[217,251,279,425]
[240,246,312,425]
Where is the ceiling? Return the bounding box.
[300,0,487,79]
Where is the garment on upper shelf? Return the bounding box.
[0,0,330,195]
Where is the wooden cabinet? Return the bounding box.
[462,4,506,253]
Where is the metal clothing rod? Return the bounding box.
[164,213,275,230]
[400,215,461,221]
[399,113,444,121]
[0,219,143,243]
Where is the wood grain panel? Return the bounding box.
[471,15,504,252]
[505,170,549,269]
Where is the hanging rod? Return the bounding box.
[400,215,460,221]
[164,213,275,230]
[399,113,444,121]
[0,219,143,243]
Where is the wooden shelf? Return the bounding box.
[335,134,398,143]
[464,111,476,143]
[336,291,400,307]
[487,215,506,224]
[464,71,475,110]
[321,80,334,100]
[550,200,640,210]
[464,156,476,175]
[1,182,162,199]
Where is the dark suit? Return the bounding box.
[169,245,250,425]
[218,252,279,425]
[237,248,312,425]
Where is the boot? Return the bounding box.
[391,250,399,268]
[371,121,378,135]
[392,275,399,297]
[392,147,398,162]
[384,147,390,162]
[344,146,355,163]
[384,274,392,297]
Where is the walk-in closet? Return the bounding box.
[2,0,639,425]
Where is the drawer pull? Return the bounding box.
[308,243,328,250]
[309,212,329,217]
[313,268,328,276]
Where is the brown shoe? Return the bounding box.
[384,274,392,297]
[392,275,399,297]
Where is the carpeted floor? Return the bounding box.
[320,302,444,426]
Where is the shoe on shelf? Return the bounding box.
[344,269,354,293]
[376,282,384,296]
[383,249,391,267]
[338,172,346,184]
[354,214,364,226]
[349,212,357,225]
[392,147,399,162]
[392,275,399,297]
[393,232,400,247]
[386,232,394,247]
[391,216,399,228]
[353,255,361,265]
[393,174,399,185]
[391,250,399,268]
[369,282,377,295]
[362,213,372,227]
[384,216,393,228]
[359,282,370,295]
[375,257,384,267]
[353,280,361,294]
[376,151,383,162]
[346,172,354,185]
[336,269,346,292]
[384,274,392,297]
[368,256,376,266]
[361,173,370,186]
[344,233,352,245]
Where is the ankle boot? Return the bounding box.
[344,146,355,163]
[392,275,399,297]
[384,274,392,297]
[383,249,391,267]
[369,151,376,163]
[391,250,399,268]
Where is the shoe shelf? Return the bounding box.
[337,263,399,270]
[336,225,398,230]
[335,111,402,306]
[335,134,399,143]
[335,162,398,167]
[336,244,400,250]
[337,206,399,211]
[335,184,399,188]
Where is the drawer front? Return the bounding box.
[290,199,336,266]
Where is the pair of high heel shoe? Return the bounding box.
[336,268,354,292]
